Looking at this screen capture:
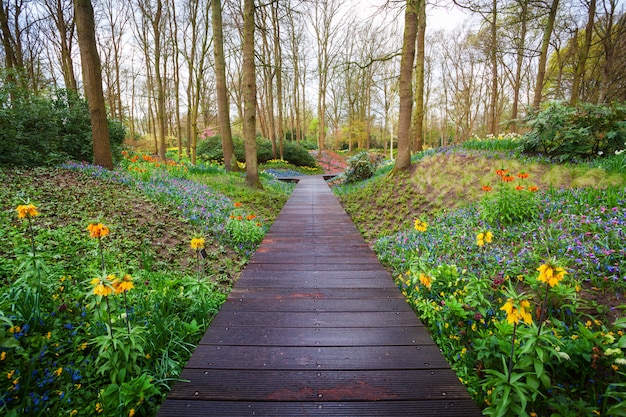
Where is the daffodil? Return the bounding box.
[190,237,205,250]
[16,204,39,219]
[537,263,566,287]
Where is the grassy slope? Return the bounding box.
[337,151,626,241]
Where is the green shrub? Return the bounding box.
[0,82,125,167]
[197,136,317,167]
[519,101,626,162]
[345,151,375,183]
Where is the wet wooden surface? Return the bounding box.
[156,176,482,416]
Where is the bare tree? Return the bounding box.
[394,0,418,171]
[212,0,239,170]
[41,0,77,91]
[533,0,560,109]
[570,0,596,104]
[74,0,113,168]
[242,0,261,188]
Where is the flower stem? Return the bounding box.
[105,297,114,338]
[537,284,550,336]
[98,238,106,275]
[508,322,517,383]
[196,250,201,283]
[123,291,131,335]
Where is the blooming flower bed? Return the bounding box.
[374,178,626,415]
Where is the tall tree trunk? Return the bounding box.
[272,1,284,160]
[243,0,262,188]
[213,0,238,171]
[511,0,528,132]
[570,0,596,105]
[488,0,498,134]
[532,0,559,109]
[394,0,418,172]
[412,0,426,152]
[74,0,113,169]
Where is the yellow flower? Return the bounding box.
[414,219,428,232]
[129,408,136,417]
[418,273,432,289]
[476,231,493,247]
[96,403,103,413]
[537,263,566,287]
[500,298,533,325]
[16,204,39,219]
[70,410,78,416]
[190,237,205,250]
[114,274,134,294]
[87,223,109,238]
[0,352,5,361]
[91,275,115,297]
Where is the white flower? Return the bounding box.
[616,149,625,155]
[598,151,604,156]
[605,348,622,356]
[615,358,626,366]
[557,351,571,361]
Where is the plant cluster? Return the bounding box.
[344,151,377,183]
[1,201,226,416]
[480,169,540,225]
[0,85,124,167]
[520,101,626,162]
[225,203,266,256]
[374,182,626,415]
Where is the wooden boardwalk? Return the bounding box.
[156,176,482,416]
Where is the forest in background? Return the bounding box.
[1,0,625,159]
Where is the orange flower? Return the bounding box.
[234,202,242,208]
[528,186,539,192]
[236,215,243,221]
[517,172,529,179]
[481,185,492,192]
[87,223,109,238]
[515,185,524,191]
[502,175,515,182]
[496,169,509,176]
[16,204,39,219]
[246,214,257,221]
[113,274,134,294]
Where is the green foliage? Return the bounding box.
[520,101,626,162]
[480,171,540,225]
[344,151,375,183]
[463,133,523,153]
[0,83,125,167]
[196,136,318,167]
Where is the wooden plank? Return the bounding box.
[184,345,451,370]
[157,400,480,416]
[209,311,419,328]
[219,297,414,312]
[167,369,468,400]
[200,326,430,346]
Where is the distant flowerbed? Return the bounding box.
[374,170,626,415]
